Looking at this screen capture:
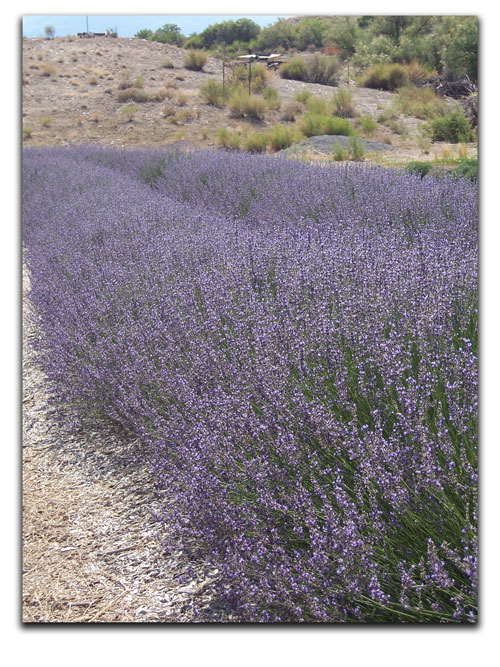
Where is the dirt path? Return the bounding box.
[22,265,231,623]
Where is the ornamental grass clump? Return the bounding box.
[262,86,281,111]
[23,146,477,624]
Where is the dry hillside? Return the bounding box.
[22,35,476,163]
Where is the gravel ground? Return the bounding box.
[283,133,397,157]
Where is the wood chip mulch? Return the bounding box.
[22,265,234,623]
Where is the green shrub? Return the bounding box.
[332,142,347,161]
[332,86,355,118]
[228,88,267,120]
[405,161,432,178]
[231,63,269,93]
[306,96,328,115]
[184,49,208,71]
[348,136,365,160]
[281,101,303,122]
[117,88,167,103]
[306,54,340,85]
[377,107,398,124]
[120,104,139,122]
[150,23,184,46]
[359,63,409,91]
[266,124,303,151]
[403,59,436,84]
[243,131,269,152]
[298,112,325,137]
[299,113,354,137]
[135,29,153,39]
[452,158,478,181]
[394,85,448,120]
[133,75,144,89]
[279,57,308,81]
[117,87,148,102]
[199,79,226,107]
[183,34,204,50]
[161,59,175,69]
[262,86,280,110]
[430,108,472,143]
[359,115,377,137]
[217,128,242,150]
[294,90,312,104]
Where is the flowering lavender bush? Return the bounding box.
[23,146,478,623]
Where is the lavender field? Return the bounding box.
[22,146,478,623]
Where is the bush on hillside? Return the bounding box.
[228,88,267,120]
[279,57,308,81]
[332,87,356,118]
[358,63,409,91]
[307,54,340,85]
[199,80,227,107]
[299,113,354,138]
[394,85,449,120]
[230,63,269,94]
[262,86,281,110]
[430,108,472,143]
[184,49,208,71]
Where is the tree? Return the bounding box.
[44,25,55,39]
[439,16,478,82]
[197,18,261,48]
[294,17,328,50]
[325,17,360,60]
[151,24,184,46]
[255,19,295,51]
[370,16,411,43]
[135,29,153,40]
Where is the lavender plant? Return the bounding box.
[23,146,478,623]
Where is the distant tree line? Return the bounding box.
[135,16,478,82]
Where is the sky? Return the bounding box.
[21,14,292,39]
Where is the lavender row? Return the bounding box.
[23,146,478,622]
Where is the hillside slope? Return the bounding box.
[22,35,476,163]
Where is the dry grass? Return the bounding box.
[40,63,56,76]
